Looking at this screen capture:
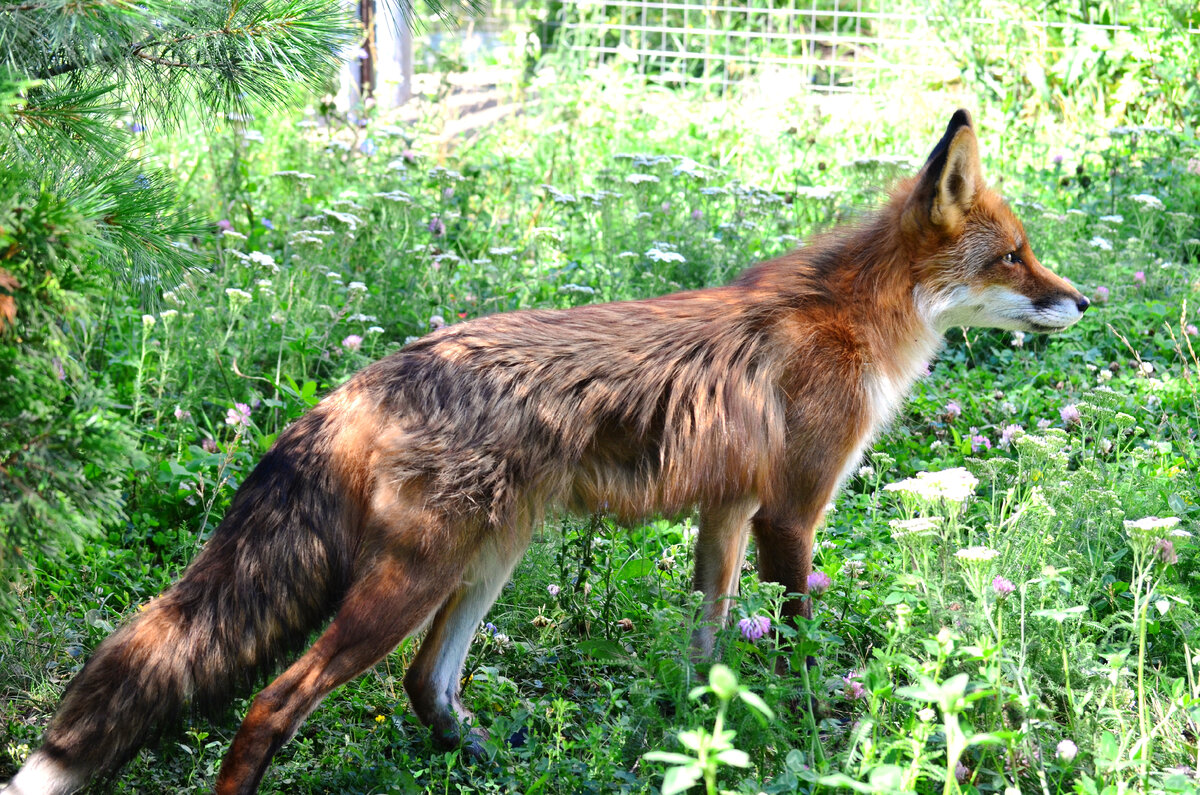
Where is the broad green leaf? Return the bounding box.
[709,664,738,701]
[643,751,695,766]
[716,748,750,767]
[614,558,655,581]
[661,764,703,795]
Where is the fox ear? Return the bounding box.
[913,109,982,232]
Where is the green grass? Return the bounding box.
[1,70,1199,795]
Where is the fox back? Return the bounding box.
[3,109,1087,795]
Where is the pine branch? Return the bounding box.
[6,0,359,121]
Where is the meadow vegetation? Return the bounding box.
[2,27,1200,795]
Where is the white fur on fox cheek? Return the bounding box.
[914,284,1018,333]
[916,284,1078,333]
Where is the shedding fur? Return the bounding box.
[3,109,1088,795]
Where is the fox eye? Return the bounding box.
[1001,251,1022,266]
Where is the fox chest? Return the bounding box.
[832,368,912,487]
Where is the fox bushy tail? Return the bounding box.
[24,424,355,790]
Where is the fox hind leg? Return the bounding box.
[404,528,532,755]
[690,497,760,658]
[213,543,469,795]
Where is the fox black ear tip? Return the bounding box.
[949,109,974,131]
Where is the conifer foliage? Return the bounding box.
[0,0,358,607]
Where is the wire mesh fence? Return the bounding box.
[551,0,1200,95]
[555,0,931,92]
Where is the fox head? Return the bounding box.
[902,109,1090,334]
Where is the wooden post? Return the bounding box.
[359,0,376,98]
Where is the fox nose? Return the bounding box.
[1076,295,1090,313]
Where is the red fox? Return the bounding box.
[3,109,1087,795]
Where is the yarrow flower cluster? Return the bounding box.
[1129,193,1165,211]
[1124,516,1186,549]
[646,247,685,263]
[225,288,252,306]
[884,467,979,505]
[1123,516,1180,535]
[888,517,941,539]
[955,546,999,564]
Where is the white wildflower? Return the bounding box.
[884,467,978,504]
[1124,516,1180,533]
[888,517,942,538]
[795,185,842,201]
[248,251,278,271]
[1130,194,1165,211]
[672,157,704,178]
[955,546,999,563]
[646,248,685,263]
[427,167,464,182]
[1089,236,1113,251]
[323,209,362,230]
[625,173,660,185]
